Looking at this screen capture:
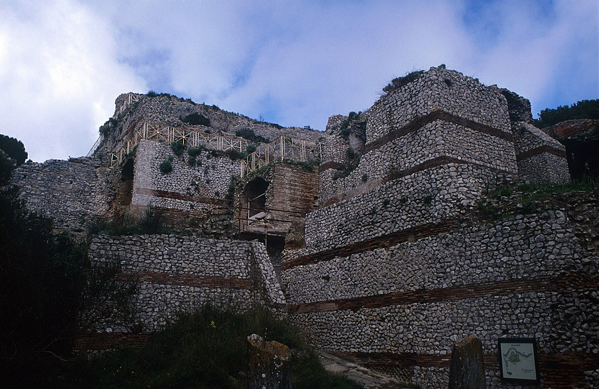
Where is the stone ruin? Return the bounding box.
[10,66,598,388]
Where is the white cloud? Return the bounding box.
[1,0,596,161]
[0,0,146,162]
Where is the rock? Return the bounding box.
[248,334,292,389]
[448,335,486,389]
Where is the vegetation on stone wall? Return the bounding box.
[86,208,166,236]
[181,112,211,126]
[235,128,269,144]
[339,111,360,137]
[159,157,173,174]
[99,117,119,136]
[534,99,599,128]
[383,70,425,93]
[170,141,185,156]
[477,176,599,221]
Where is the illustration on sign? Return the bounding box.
[498,338,539,383]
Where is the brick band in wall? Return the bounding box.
[320,157,514,208]
[123,271,252,289]
[282,220,459,270]
[287,273,598,314]
[320,110,514,174]
[365,110,513,152]
[342,351,599,377]
[516,145,567,161]
[135,187,228,205]
[385,156,513,182]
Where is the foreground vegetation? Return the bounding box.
[59,306,362,389]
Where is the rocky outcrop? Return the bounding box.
[248,334,292,389]
[448,335,486,389]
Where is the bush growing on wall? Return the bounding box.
[170,141,185,156]
[159,159,173,174]
[235,128,268,144]
[383,70,424,93]
[181,112,211,126]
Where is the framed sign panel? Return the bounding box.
[498,338,540,384]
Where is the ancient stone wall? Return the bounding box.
[367,67,511,144]
[282,209,598,388]
[131,140,239,217]
[97,93,322,161]
[283,67,584,388]
[87,235,284,335]
[10,157,112,232]
[238,163,319,239]
[512,122,569,184]
[319,67,519,206]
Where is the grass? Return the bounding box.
[57,306,362,389]
[489,176,598,202]
[477,176,599,221]
[86,208,165,236]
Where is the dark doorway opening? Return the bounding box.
[120,159,134,206]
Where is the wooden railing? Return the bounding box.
[240,136,321,177]
[109,122,249,167]
[108,120,321,173]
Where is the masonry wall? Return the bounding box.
[81,235,285,350]
[238,163,319,238]
[512,122,569,184]
[318,66,518,206]
[10,157,112,232]
[132,140,240,216]
[282,209,598,388]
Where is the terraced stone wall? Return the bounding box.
[512,122,569,184]
[81,235,285,351]
[282,210,598,388]
[319,66,518,206]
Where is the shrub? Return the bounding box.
[181,113,210,126]
[188,146,204,157]
[225,149,242,160]
[246,144,257,153]
[170,141,185,156]
[383,70,425,93]
[534,99,599,128]
[61,306,362,389]
[235,129,268,144]
[159,159,173,174]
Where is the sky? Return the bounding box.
[0,0,597,162]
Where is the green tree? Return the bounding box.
[534,99,599,128]
[0,185,87,388]
[0,134,28,166]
